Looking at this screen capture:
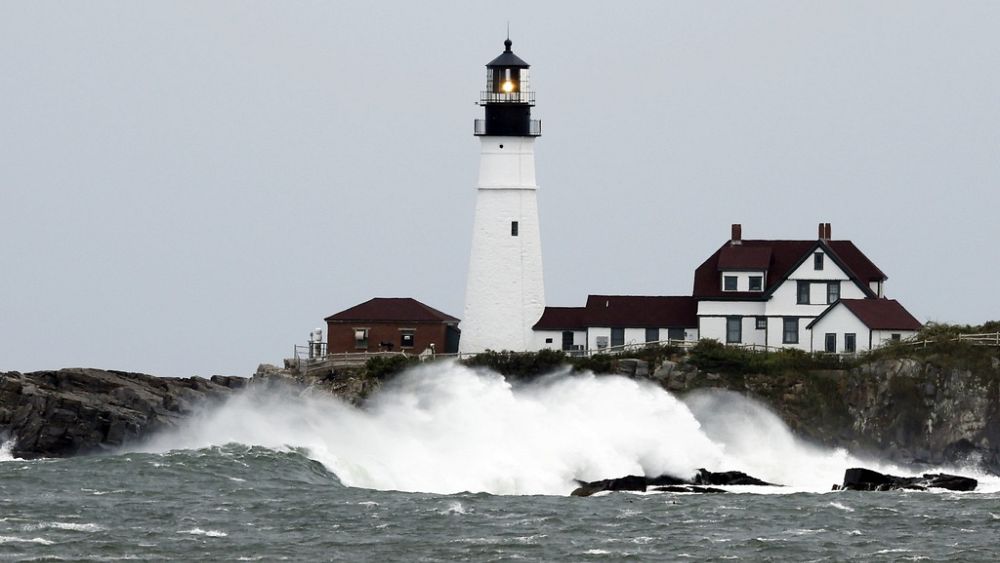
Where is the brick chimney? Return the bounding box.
[731,224,742,246]
[818,222,825,239]
[825,223,832,240]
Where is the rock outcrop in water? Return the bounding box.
[571,469,775,497]
[0,369,245,459]
[838,467,978,492]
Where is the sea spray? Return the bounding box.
[144,361,723,495]
[139,361,975,495]
[682,389,866,489]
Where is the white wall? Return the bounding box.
[533,329,586,351]
[872,329,917,348]
[698,300,766,316]
[461,136,545,354]
[808,305,869,352]
[719,270,767,293]
[808,306,918,352]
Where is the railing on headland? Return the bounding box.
[903,332,1000,349]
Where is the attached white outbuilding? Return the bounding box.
[807,299,922,353]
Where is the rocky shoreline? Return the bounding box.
[0,368,246,459]
[2,345,999,480]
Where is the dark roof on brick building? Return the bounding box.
[808,299,922,331]
[325,298,459,324]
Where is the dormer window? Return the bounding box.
[749,276,763,291]
[723,276,737,291]
[814,252,824,270]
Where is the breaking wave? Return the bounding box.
[139,361,990,496]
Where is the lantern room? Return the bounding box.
[475,38,541,137]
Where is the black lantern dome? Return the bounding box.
[474,39,541,137]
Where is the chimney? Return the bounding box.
[825,223,832,240]
[818,222,825,239]
[731,223,742,246]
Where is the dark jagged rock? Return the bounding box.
[652,485,727,494]
[840,467,978,492]
[694,468,775,487]
[570,475,649,496]
[0,369,245,459]
[571,469,777,497]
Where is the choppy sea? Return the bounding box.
[3,362,999,561]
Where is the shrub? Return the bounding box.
[462,349,568,379]
[365,355,419,381]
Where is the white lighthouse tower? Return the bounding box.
[460,38,545,354]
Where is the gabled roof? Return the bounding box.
[325,298,459,324]
[807,299,922,331]
[532,307,587,330]
[693,239,887,299]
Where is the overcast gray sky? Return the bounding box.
[2,2,998,377]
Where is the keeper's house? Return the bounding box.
[532,223,921,354]
[325,298,461,354]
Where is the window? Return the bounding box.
[400,331,415,348]
[756,317,767,330]
[825,333,836,353]
[797,281,810,304]
[545,337,553,344]
[827,281,840,304]
[667,328,686,341]
[511,221,519,236]
[845,333,857,353]
[749,276,763,291]
[611,328,625,348]
[726,317,742,344]
[783,318,799,344]
[561,331,574,351]
[891,333,901,341]
[354,328,368,349]
[723,276,737,291]
[645,328,659,343]
[814,252,824,270]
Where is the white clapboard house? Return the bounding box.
[532,223,921,353]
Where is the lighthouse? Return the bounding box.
[459,38,545,354]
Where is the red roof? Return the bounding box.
[325,298,459,324]
[718,246,772,270]
[584,295,698,328]
[693,239,886,299]
[834,299,922,331]
[532,307,587,330]
[533,296,698,330]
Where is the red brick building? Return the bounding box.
[324,298,461,354]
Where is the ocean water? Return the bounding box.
[3,362,999,561]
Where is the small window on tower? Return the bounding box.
[511,221,519,236]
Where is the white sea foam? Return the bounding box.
[24,522,103,533]
[0,440,15,461]
[0,535,54,545]
[179,528,227,537]
[139,361,994,496]
[440,501,467,515]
